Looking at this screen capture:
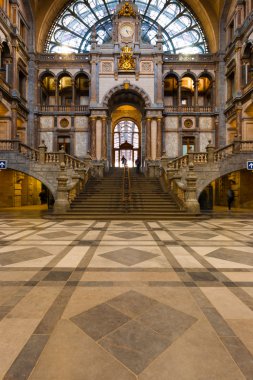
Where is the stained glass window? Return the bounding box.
[45,0,208,54]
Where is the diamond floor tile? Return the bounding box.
[99,247,159,266]
[0,247,52,266]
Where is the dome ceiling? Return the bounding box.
[31,0,225,53]
[44,0,208,54]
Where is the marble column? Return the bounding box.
[90,116,97,159]
[11,100,17,139]
[194,79,199,107]
[12,41,18,94]
[235,42,242,96]
[178,80,182,108]
[90,57,97,103]
[71,78,75,107]
[54,78,59,107]
[156,58,163,104]
[102,117,107,159]
[156,118,162,159]
[236,106,242,139]
[146,117,151,159]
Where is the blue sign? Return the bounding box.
[247,161,253,170]
[0,160,7,169]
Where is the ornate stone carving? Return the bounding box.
[118,46,135,70]
[101,61,113,73]
[118,2,136,17]
[140,61,153,73]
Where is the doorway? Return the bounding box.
[113,120,140,167]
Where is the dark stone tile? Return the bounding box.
[3,334,48,380]
[109,231,146,239]
[202,307,235,337]
[188,272,218,282]
[148,281,181,287]
[0,247,51,266]
[100,247,158,266]
[223,282,237,287]
[183,282,197,287]
[221,336,253,379]
[79,281,114,287]
[181,231,218,239]
[38,231,76,239]
[100,320,169,374]
[207,248,253,266]
[24,281,39,287]
[138,303,197,343]
[42,271,72,281]
[71,303,130,341]
[108,290,159,318]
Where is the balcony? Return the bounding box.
[163,106,214,114]
[38,105,90,114]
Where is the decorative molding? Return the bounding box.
[101,61,114,73]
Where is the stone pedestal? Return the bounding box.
[185,163,200,213]
[53,163,70,214]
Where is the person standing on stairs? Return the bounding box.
[121,155,127,166]
[135,157,141,173]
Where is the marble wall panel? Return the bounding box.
[40,132,53,151]
[199,132,212,151]
[199,117,213,130]
[75,117,89,131]
[164,132,178,158]
[164,117,178,130]
[99,77,154,104]
[75,132,89,157]
[40,116,54,130]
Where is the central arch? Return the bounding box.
[105,86,146,168]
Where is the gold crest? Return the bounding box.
[118,46,135,71]
[118,2,136,17]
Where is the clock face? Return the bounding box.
[120,23,134,38]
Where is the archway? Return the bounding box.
[111,105,142,168]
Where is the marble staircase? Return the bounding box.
[65,168,200,219]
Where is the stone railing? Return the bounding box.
[37,53,90,62]
[214,143,234,162]
[164,106,213,113]
[240,141,253,152]
[170,178,186,210]
[39,105,89,112]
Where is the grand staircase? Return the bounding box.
[64,168,199,220]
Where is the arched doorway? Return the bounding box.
[113,120,140,167]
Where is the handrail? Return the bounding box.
[122,165,131,211]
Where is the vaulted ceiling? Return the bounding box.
[30,0,226,53]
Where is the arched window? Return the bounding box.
[45,0,208,54]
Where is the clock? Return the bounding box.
[119,23,134,38]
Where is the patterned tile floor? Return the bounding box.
[0,218,253,379]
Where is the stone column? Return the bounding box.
[236,106,242,138]
[54,78,59,107]
[178,80,182,108]
[146,117,151,159]
[11,40,18,95]
[185,163,200,213]
[194,79,199,107]
[235,41,242,96]
[71,78,75,107]
[102,117,107,159]
[90,116,97,159]
[156,58,163,104]
[156,117,162,159]
[11,101,17,139]
[90,56,97,104]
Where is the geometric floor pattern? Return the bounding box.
[0,217,253,379]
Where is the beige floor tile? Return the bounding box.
[0,271,37,281]
[243,287,253,298]
[0,318,39,379]
[139,319,244,380]
[55,246,89,268]
[168,246,203,268]
[29,320,136,380]
[0,286,20,305]
[62,287,126,319]
[81,271,180,282]
[223,272,253,282]
[228,319,253,356]
[7,286,63,319]
[201,287,253,319]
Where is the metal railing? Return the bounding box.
[122,166,131,211]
